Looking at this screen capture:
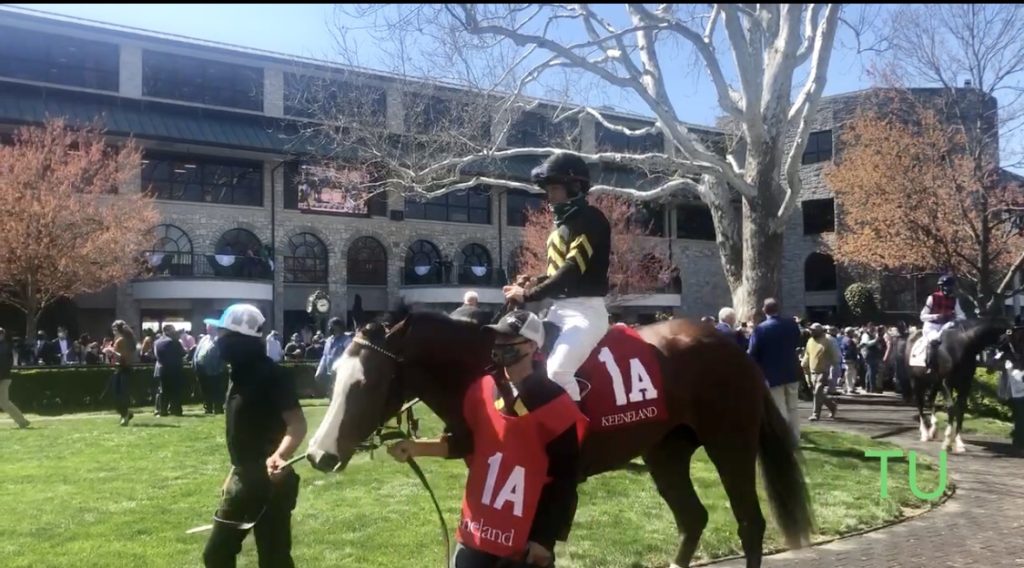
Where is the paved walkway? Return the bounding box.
[712,393,1024,568]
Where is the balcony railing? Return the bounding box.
[401,264,507,287]
[140,252,273,281]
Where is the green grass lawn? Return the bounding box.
[935,411,1014,438]
[0,404,944,568]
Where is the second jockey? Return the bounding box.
[920,274,967,372]
[503,152,612,401]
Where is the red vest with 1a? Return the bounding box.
[457,375,586,558]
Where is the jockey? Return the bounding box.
[920,274,967,371]
[388,309,586,567]
[503,152,612,401]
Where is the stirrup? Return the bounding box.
[576,378,592,399]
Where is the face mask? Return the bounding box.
[491,341,530,368]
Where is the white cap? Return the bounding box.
[464,290,479,304]
[203,304,266,338]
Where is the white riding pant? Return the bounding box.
[923,321,954,343]
[544,297,609,401]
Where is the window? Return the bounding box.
[802,198,835,234]
[802,130,833,164]
[405,186,491,224]
[216,229,262,256]
[631,203,666,237]
[284,233,328,283]
[404,240,443,285]
[595,122,664,154]
[283,73,386,124]
[347,237,387,286]
[804,253,837,292]
[143,50,263,111]
[142,154,263,206]
[0,25,119,91]
[676,203,716,241]
[146,224,193,276]
[404,93,490,140]
[505,112,578,149]
[506,190,546,227]
[459,244,493,285]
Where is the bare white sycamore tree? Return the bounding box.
[303,4,846,319]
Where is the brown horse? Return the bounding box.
[306,309,812,568]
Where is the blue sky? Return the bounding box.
[15,4,878,128]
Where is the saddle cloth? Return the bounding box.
[910,337,928,368]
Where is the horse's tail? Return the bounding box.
[758,390,814,549]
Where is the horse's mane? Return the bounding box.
[388,309,493,374]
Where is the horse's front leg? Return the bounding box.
[952,386,969,453]
[915,379,931,442]
[940,381,957,451]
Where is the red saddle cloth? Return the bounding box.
[574,324,668,432]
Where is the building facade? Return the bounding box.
[0,7,921,340]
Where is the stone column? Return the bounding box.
[119,45,143,98]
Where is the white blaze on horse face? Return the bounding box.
[308,352,364,459]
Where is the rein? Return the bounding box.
[349,334,451,567]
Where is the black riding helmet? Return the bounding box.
[939,274,957,293]
[531,152,592,196]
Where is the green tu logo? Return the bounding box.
[864,450,948,501]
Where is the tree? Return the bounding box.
[0,119,159,337]
[304,4,857,319]
[513,194,670,300]
[826,106,1024,313]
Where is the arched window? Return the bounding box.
[215,228,262,256]
[459,243,492,285]
[284,233,328,283]
[211,228,266,279]
[147,224,193,276]
[805,252,838,292]
[347,237,387,286]
[404,240,443,285]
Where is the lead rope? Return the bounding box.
[374,428,451,567]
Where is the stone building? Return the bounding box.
[0,7,993,340]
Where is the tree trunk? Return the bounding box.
[732,199,785,322]
[24,305,38,345]
[727,143,786,323]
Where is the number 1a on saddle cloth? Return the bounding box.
[535,324,668,432]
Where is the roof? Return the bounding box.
[0,81,323,155]
[0,5,698,131]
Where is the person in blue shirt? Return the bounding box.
[315,317,353,398]
[747,298,803,445]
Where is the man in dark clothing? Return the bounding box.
[154,325,187,417]
[389,310,585,567]
[748,298,803,445]
[202,304,307,568]
[0,327,30,428]
[715,307,749,350]
[450,291,494,327]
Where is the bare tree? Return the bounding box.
[298,4,846,319]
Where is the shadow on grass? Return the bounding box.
[802,444,889,464]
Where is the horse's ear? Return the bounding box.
[386,299,411,327]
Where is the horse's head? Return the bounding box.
[306,309,491,473]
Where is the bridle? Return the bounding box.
[352,335,401,362]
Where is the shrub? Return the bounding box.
[8,363,320,415]
[844,283,879,319]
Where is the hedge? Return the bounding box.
[7,363,321,415]
[932,368,1013,423]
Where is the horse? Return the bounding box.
[905,319,1007,452]
[306,308,812,568]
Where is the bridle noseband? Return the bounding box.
[352,335,401,362]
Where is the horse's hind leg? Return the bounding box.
[642,427,706,568]
[705,438,766,568]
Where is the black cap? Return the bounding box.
[485,310,545,345]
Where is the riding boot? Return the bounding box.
[927,340,941,374]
